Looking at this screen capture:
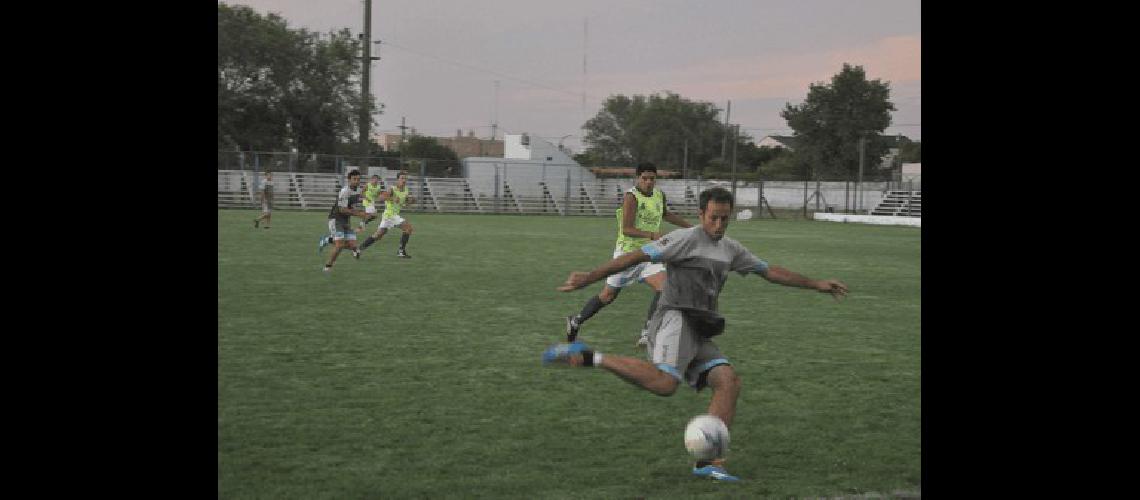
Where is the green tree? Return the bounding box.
[218,3,379,155]
[780,64,896,180]
[898,139,921,163]
[581,92,727,173]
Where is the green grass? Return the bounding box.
[218,210,920,498]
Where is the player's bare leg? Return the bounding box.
[637,273,667,346]
[324,240,345,271]
[691,364,741,478]
[704,364,741,428]
[397,221,414,258]
[543,345,679,396]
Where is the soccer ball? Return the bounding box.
[684,414,730,460]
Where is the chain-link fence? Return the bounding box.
[221,170,918,218]
[218,150,463,178]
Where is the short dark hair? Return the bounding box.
[347,169,361,178]
[371,174,380,179]
[699,187,734,210]
[635,162,657,176]
[398,170,409,178]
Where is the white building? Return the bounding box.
[461,133,595,198]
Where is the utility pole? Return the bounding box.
[491,80,499,140]
[730,124,739,208]
[398,116,409,163]
[720,100,731,163]
[359,0,379,169]
[682,139,688,179]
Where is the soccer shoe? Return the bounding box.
[565,316,580,343]
[317,235,329,255]
[692,465,740,482]
[352,249,360,259]
[541,341,590,366]
[254,219,259,228]
[636,330,649,347]
[397,249,412,258]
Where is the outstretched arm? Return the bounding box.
[337,206,367,218]
[557,250,651,292]
[760,265,848,301]
[663,210,692,229]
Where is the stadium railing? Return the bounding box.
[219,171,900,217]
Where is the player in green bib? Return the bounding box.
[356,175,384,234]
[565,162,693,347]
[359,170,417,258]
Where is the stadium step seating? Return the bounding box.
[870,190,921,217]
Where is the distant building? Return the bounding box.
[461,133,594,189]
[436,130,504,159]
[377,129,503,159]
[756,135,799,149]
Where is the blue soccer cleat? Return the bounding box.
[317,235,330,255]
[541,341,590,366]
[692,465,740,482]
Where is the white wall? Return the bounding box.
[462,158,597,197]
[503,134,576,163]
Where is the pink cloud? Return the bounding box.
[586,35,921,101]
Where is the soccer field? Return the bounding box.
[218,209,921,498]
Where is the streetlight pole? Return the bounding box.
[857,133,866,213]
[557,134,574,154]
[731,124,739,209]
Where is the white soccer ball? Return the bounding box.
[684,414,730,460]
[737,209,753,220]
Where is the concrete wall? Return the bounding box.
[503,134,575,163]
[814,213,921,227]
[462,158,597,198]
[731,181,887,210]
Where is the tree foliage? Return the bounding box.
[781,64,896,180]
[218,3,380,154]
[898,139,921,163]
[581,92,727,171]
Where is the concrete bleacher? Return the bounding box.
[871,190,921,217]
[219,170,896,217]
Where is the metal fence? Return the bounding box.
[222,170,917,218]
[217,150,463,177]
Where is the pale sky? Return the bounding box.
[225,0,921,152]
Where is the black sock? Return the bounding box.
[362,236,375,249]
[399,233,410,250]
[581,350,595,366]
[575,295,608,325]
[695,460,713,468]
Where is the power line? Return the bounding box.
[380,40,603,103]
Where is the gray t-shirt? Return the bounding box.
[641,226,769,314]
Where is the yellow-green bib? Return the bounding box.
[362,183,383,207]
[615,187,664,252]
[383,185,408,217]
